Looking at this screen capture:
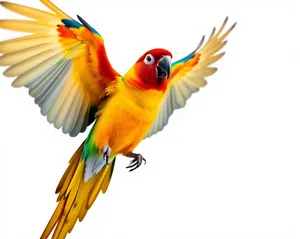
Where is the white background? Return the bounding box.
[0,0,300,238]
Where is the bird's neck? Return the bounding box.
[118,78,165,111]
[123,68,167,92]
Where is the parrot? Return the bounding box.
[0,0,236,238]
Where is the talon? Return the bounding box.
[129,167,137,172]
[128,164,138,172]
[125,152,146,172]
[102,146,111,165]
[126,163,137,169]
[126,161,137,168]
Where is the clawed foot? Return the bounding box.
[125,152,146,172]
[102,146,111,165]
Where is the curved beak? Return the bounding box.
[156,55,172,80]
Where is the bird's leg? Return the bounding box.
[102,146,111,165]
[125,152,146,172]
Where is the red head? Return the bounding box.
[125,48,173,92]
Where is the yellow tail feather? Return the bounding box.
[41,143,115,239]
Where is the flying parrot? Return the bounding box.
[0,0,236,238]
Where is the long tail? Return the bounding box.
[41,142,116,239]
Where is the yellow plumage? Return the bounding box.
[92,78,166,156]
[11,52,63,86]
[0,34,57,53]
[0,0,119,136]
[0,42,59,65]
[40,0,71,19]
[41,143,114,239]
[0,1,236,239]
[40,78,166,238]
[4,48,61,76]
[0,20,57,32]
[1,1,61,23]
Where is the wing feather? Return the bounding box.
[0,1,61,23]
[4,48,61,76]
[0,19,57,32]
[70,92,91,137]
[28,60,69,97]
[12,52,64,87]
[47,75,73,124]
[54,82,79,129]
[39,61,72,116]
[62,90,84,134]
[0,1,120,136]
[0,42,59,65]
[0,34,57,53]
[146,17,236,138]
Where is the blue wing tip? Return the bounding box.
[61,17,101,36]
[77,15,101,36]
[172,39,203,66]
[61,19,82,29]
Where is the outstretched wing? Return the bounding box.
[0,0,120,137]
[145,17,236,138]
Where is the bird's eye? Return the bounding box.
[144,54,155,65]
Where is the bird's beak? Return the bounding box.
[156,55,172,80]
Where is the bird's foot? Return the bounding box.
[102,146,111,165]
[125,152,146,172]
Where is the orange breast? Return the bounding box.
[91,80,164,156]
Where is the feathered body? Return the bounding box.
[90,79,166,156]
[0,1,236,239]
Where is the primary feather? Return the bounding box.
[146,17,236,138]
[0,0,120,136]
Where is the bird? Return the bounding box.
[0,0,236,238]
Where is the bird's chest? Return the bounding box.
[95,88,163,154]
